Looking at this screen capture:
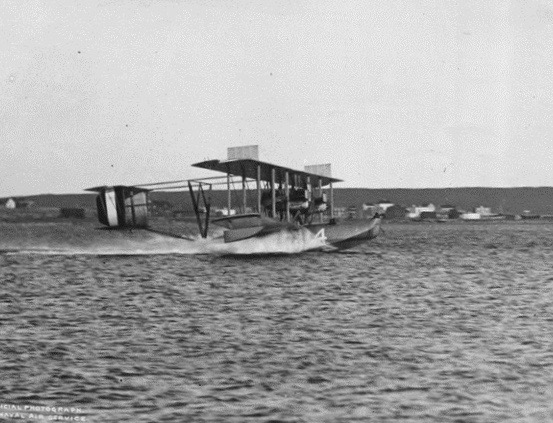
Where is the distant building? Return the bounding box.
[475,206,493,216]
[460,212,481,220]
[377,200,395,212]
[437,205,459,220]
[521,210,540,220]
[439,204,456,212]
[407,203,436,220]
[362,199,397,218]
[419,211,437,220]
[215,207,236,217]
[447,208,461,219]
[385,204,408,219]
[362,203,379,218]
[461,206,504,221]
[5,198,16,209]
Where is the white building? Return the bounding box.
[460,212,481,220]
[407,203,436,219]
[377,201,395,212]
[475,206,492,216]
[215,207,236,216]
[5,198,16,209]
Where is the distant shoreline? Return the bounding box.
[2,186,553,215]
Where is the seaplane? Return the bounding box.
[85,146,381,253]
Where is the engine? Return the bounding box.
[93,186,149,228]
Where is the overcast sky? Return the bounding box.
[2,0,552,196]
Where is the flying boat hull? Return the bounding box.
[212,213,381,251]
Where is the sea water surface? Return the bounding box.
[1,221,553,422]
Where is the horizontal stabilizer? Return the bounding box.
[85,185,150,193]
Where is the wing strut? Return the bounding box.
[188,180,212,238]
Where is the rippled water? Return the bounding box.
[1,222,553,422]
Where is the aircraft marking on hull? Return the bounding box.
[313,228,327,246]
